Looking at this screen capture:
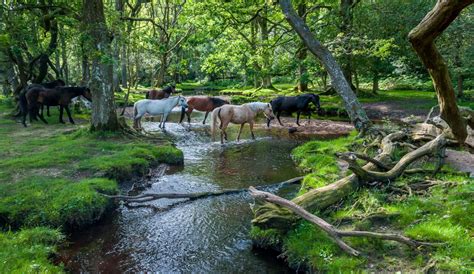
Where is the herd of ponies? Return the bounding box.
[18,81,321,144]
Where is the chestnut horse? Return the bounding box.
[179,96,229,124]
[145,86,175,100]
[211,102,275,144]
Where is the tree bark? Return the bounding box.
[372,72,379,94]
[297,1,308,92]
[279,0,370,132]
[83,0,120,131]
[258,6,274,89]
[339,0,356,89]
[456,74,463,98]
[408,0,473,144]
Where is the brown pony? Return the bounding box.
[145,86,175,100]
[21,86,92,126]
[179,96,229,124]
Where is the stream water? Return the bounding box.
[60,111,311,273]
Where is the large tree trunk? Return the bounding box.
[279,0,370,132]
[297,1,308,92]
[372,72,379,94]
[408,0,472,144]
[339,0,356,89]
[156,53,168,87]
[83,0,120,131]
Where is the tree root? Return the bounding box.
[336,134,447,183]
[249,187,439,257]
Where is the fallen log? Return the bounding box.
[252,132,406,230]
[103,176,305,204]
[249,187,438,257]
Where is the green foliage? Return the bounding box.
[291,131,357,190]
[0,228,64,273]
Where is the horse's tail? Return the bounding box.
[217,108,223,129]
[19,91,29,126]
[211,108,221,141]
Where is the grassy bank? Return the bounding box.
[0,98,183,272]
[251,133,473,272]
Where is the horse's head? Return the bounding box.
[178,96,188,109]
[263,103,275,127]
[55,79,66,87]
[82,87,92,102]
[309,94,321,111]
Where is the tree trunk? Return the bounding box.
[279,0,370,132]
[83,0,120,131]
[156,53,168,87]
[112,39,121,92]
[258,6,274,89]
[372,72,379,94]
[297,1,308,92]
[121,43,128,88]
[60,25,69,84]
[457,74,463,98]
[408,0,472,144]
[339,0,355,89]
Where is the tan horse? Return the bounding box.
[211,102,275,144]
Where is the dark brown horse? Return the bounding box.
[179,96,229,124]
[21,86,92,127]
[145,86,175,100]
[25,79,66,116]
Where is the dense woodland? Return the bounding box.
[1,0,472,95]
[0,0,473,272]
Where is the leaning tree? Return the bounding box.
[278,0,371,132]
[408,0,474,144]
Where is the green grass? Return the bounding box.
[0,177,117,229]
[0,227,64,273]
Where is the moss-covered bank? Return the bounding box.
[251,132,473,272]
[0,98,183,272]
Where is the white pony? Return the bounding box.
[211,102,275,144]
[133,96,188,130]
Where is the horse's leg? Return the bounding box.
[162,113,169,129]
[47,106,51,117]
[59,106,65,123]
[237,123,245,141]
[40,105,44,117]
[65,105,75,124]
[296,111,301,126]
[202,111,209,124]
[277,112,284,126]
[308,111,311,125]
[37,105,48,124]
[249,121,256,139]
[187,108,193,124]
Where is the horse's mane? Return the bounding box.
[210,97,228,106]
[162,86,174,93]
[244,102,269,112]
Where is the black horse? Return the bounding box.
[25,79,66,117]
[21,86,92,127]
[268,93,321,126]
